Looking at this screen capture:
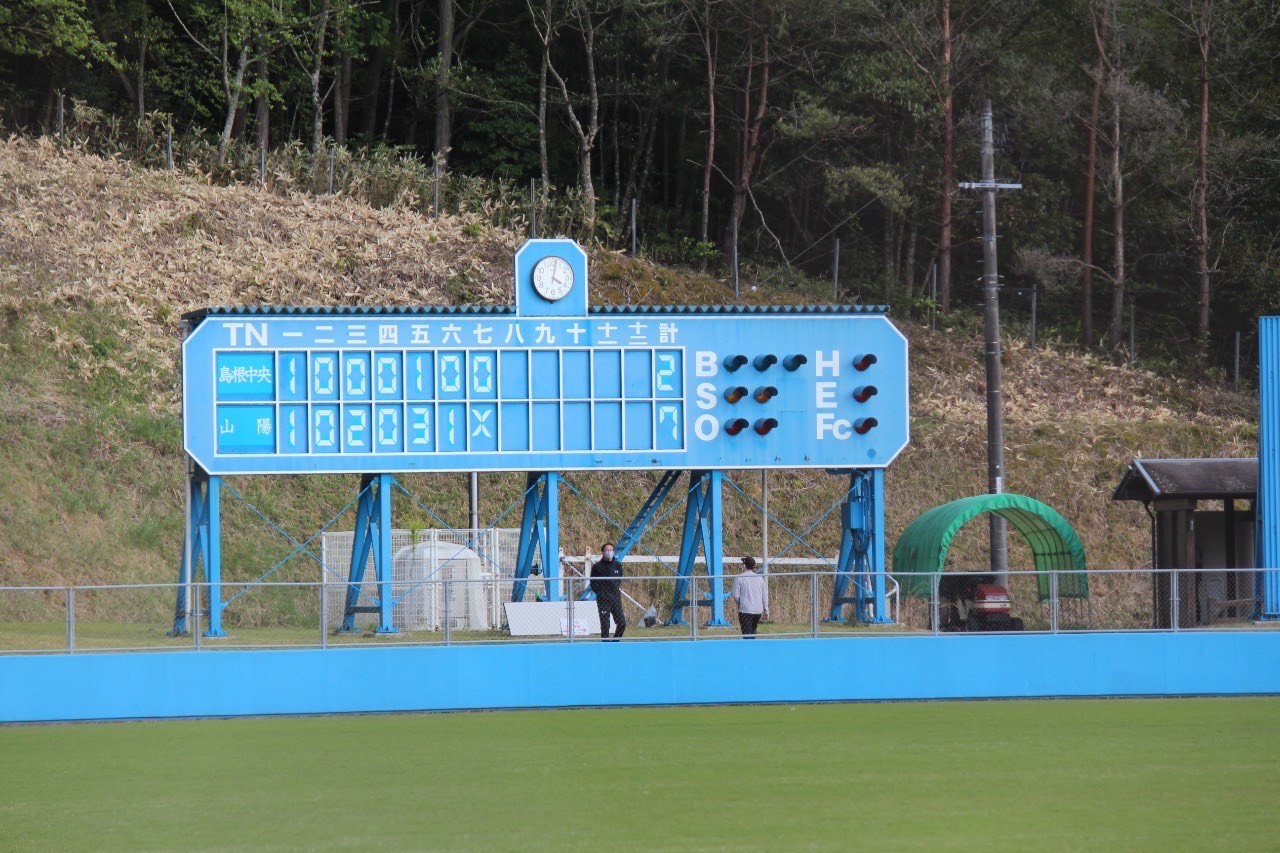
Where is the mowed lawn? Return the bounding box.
[1,698,1276,851]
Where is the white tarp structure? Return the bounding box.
[322,529,520,631]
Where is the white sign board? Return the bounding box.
[504,600,601,637]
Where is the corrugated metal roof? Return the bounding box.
[1111,458,1258,502]
[182,303,889,322]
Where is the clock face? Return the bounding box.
[532,255,575,302]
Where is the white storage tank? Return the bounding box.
[392,539,491,631]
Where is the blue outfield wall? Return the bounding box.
[1,632,1279,723]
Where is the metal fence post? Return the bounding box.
[193,583,202,650]
[327,147,335,194]
[810,573,820,637]
[66,586,75,653]
[1050,569,1060,633]
[567,583,575,643]
[732,217,740,302]
[630,197,638,255]
[832,238,840,302]
[691,580,699,641]
[166,122,174,170]
[1170,569,1180,632]
[930,573,940,636]
[433,158,440,216]
[319,581,328,648]
[56,90,65,140]
[1234,331,1241,392]
[443,578,452,645]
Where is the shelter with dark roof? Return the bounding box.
[1112,458,1257,627]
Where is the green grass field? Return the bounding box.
[1,698,1277,850]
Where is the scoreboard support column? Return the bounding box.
[171,468,224,637]
[340,473,397,634]
[827,470,891,624]
[670,470,729,626]
[512,473,561,604]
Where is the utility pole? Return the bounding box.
[960,100,1021,583]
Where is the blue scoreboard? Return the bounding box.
[182,239,908,475]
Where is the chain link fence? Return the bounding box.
[0,568,1275,653]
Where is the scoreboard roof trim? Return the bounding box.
[182,303,890,322]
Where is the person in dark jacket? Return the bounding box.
[589,542,626,640]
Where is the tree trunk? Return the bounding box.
[1081,0,1109,349]
[699,8,716,265]
[904,218,918,291]
[309,0,332,154]
[723,31,769,253]
[1106,93,1126,353]
[360,2,392,143]
[1194,0,1212,356]
[218,46,252,165]
[546,0,601,234]
[883,208,896,290]
[536,0,550,194]
[938,0,954,312]
[434,0,455,168]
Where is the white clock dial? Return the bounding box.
[532,255,575,301]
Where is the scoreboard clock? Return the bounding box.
[181,239,908,476]
[531,255,574,302]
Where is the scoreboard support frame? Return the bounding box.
[339,473,397,634]
[827,469,892,624]
[170,468,226,638]
[669,471,730,626]
[511,472,562,604]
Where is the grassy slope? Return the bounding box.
[0,137,1258,594]
[0,698,1277,849]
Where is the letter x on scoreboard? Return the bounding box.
[182,239,908,476]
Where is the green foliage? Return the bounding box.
[0,0,110,61]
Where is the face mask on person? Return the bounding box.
[604,549,615,559]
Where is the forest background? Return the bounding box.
[2,0,1278,372]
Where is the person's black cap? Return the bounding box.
[742,556,757,569]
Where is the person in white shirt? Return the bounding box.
[731,556,769,638]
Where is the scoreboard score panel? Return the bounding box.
[183,311,908,475]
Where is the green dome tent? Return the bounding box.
[892,494,1089,600]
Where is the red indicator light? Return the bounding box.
[783,354,807,371]
[725,418,750,436]
[854,417,878,435]
[724,386,748,404]
[753,417,779,436]
[853,385,878,403]
[853,353,878,371]
[724,354,748,373]
[753,385,778,404]
[753,354,778,371]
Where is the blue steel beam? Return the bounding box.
[512,473,561,603]
[614,471,682,561]
[374,473,395,633]
[827,470,891,624]
[1258,317,1280,619]
[340,475,397,634]
[670,471,729,625]
[204,475,224,637]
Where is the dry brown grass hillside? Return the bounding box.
[0,136,1259,588]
